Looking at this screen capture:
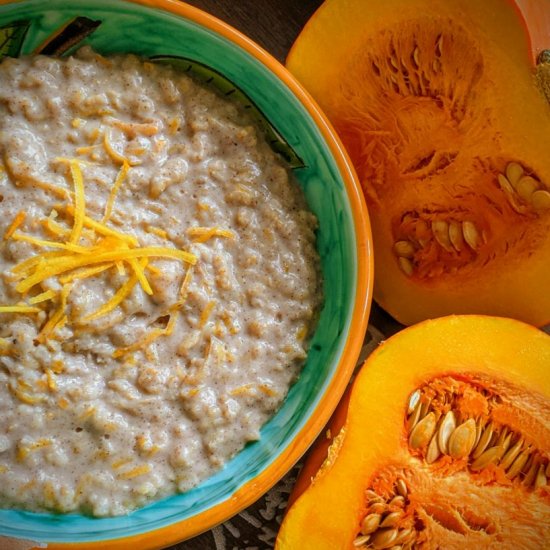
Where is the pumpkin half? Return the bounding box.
[286,0,550,326]
[276,316,550,549]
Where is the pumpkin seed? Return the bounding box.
[507,192,527,213]
[407,390,421,416]
[500,438,523,470]
[448,221,465,252]
[535,464,547,488]
[437,410,456,454]
[496,174,526,213]
[365,489,386,504]
[353,534,371,547]
[371,528,399,549]
[472,418,484,449]
[522,453,535,474]
[432,59,441,72]
[505,162,524,186]
[471,445,501,471]
[473,422,494,459]
[495,432,512,460]
[361,513,382,535]
[396,478,408,498]
[398,256,414,277]
[394,240,415,259]
[380,511,403,528]
[432,220,453,252]
[436,35,443,56]
[390,55,400,71]
[514,175,539,200]
[497,173,515,195]
[448,418,477,458]
[370,502,388,515]
[505,448,530,480]
[523,457,539,487]
[406,397,423,431]
[409,412,437,450]
[412,47,420,68]
[531,189,550,210]
[462,221,480,250]
[426,433,440,463]
[419,398,432,420]
[389,495,405,508]
[394,528,415,545]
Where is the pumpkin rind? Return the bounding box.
[286,0,550,326]
[276,316,550,549]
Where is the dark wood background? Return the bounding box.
[167,1,399,548]
[185,0,323,64]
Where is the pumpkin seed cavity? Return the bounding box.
[354,375,549,549]
[394,158,550,278]
[336,18,549,281]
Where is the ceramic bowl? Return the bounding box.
[0,0,373,547]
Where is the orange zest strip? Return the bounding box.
[68,160,85,244]
[75,145,100,155]
[3,211,26,240]
[0,305,41,314]
[113,328,165,358]
[103,131,133,165]
[41,217,69,238]
[35,284,71,343]
[58,263,114,284]
[199,300,215,327]
[10,251,67,276]
[103,160,130,223]
[187,226,235,243]
[108,118,159,137]
[16,247,197,293]
[179,266,193,298]
[62,204,138,246]
[115,261,127,276]
[145,225,169,239]
[116,464,151,479]
[20,177,72,200]
[164,311,178,336]
[29,290,56,305]
[128,257,153,295]
[113,310,178,358]
[11,233,88,253]
[80,267,143,323]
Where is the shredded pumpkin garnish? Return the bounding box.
[3,211,26,240]
[1,156,197,345]
[103,160,130,223]
[68,159,86,244]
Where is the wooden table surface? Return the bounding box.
[166,2,399,548]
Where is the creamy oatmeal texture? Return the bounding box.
[0,47,322,516]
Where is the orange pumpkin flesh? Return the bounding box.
[286,0,550,326]
[276,316,550,549]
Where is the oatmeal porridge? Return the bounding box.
[0,47,322,516]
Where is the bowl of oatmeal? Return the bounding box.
[0,0,372,547]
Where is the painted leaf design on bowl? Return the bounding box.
[0,20,30,59]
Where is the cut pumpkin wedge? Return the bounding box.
[276,315,550,550]
[286,0,550,326]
